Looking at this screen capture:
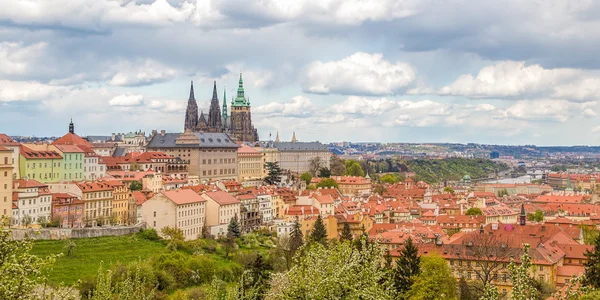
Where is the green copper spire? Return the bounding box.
[233,73,250,107]
[222,87,228,118]
[566,170,573,191]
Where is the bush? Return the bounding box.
[188,256,217,285]
[138,229,161,241]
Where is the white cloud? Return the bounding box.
[109,60,177,86]
[148,99,186,113]
[583,108,597,118]
[593,126,600,134]
[439,61,600,102]
[303,52,415,95]
[0,42,47,77]
[254,96,314,116]
[0,80,68,102]
[502,99,570,123]
[108,94,144,107]
[331,96,397,116]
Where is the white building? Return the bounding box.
[12,179,52,226]
[274,220,295,237]
[257,194,273,223]
[141,190,206,240]
[201,191,241,237]
[83,150,106,181]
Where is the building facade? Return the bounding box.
[183,75,258,142]
[12,180,52,226]
[0,147,12,217]
[51,193,84,228]
[0,134,20,179]
[54,144,85,181]
[19,145,63,183]
[238,144,264,187]
[77,182,113,226]
[201,191,241,237]
[142,190,206,240]
[269,141,330,174]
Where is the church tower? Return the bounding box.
[230,73,258,142]
[222,88,229,130]
[69,118,74,134]
[184,81,199,131]
[519,202,526,226]
[207,81,222,131]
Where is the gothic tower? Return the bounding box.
[184,81,199,131]
[222,88,229,130]
[230,73,258,142]
[207,81,222,131]
[519,202,526,226]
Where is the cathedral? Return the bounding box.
[184,74,259,142]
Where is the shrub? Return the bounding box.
[138,229,161,241]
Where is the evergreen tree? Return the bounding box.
[202,220,213,239]
[318,167,331,178]
[310,215,328,246]
[458,277,478,300]
[227,214,241,239]
[393,237,420,297]
[264,162,283,185]
[383,249,393,271]
[340,223,353,242]
[289,220,304,256]
[584,233,600,288]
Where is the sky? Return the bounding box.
[1,0,600,145]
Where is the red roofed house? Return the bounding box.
[142,189,207,240]
[51,193,84,228]
[201,191,241,237]
[332,176,373,197]
[12,179,52,226]
[76,181,114,226]
[296,191,335,217]
[19,144,63,184]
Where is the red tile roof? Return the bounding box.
[162,190,206,205]
[54,144,85,153]
[0,146,10,151]
[20,145,62,159]
[204,191,240,206]
[76,182,113,192]
[53,132,93,148]
[13,179,47,189]
[237,144,260,155]
[0,134,19,146]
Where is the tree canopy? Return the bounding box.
[405,253,458,300]
[129,181,143,191]
[310,215,328,246]
[299,172,312,185]
[345,160,365,177]
[394,237,420,297]
[380,174,400,184]
[466,208,483,216]
[330,156,346,176]
[316,178,338,189]
[527,210,544,222]
[264,162,283,185]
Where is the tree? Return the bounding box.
[527,210,544,222]
[201,220,213,239]
[345,160,365,177]
[340,223,353,242]
[584,233,600,288]
[330,155,346,176]
[162,226,184,251]
[64,240,77,257]
[264,162,283,185]
[310,215,328,246]
[238,254,271,299]
[443,187,455,194]
[90,265,156,300]
[465,208,483,216]
[306,184,317,190]
[373,184,387,195]
[308,157,322,176]
[267,238,394,299]
[405,253,457,300]
[289,220,304,257]
[130,181,143,191]
[393,237,420,297]
[458,277,480,300]
[508,244,540,300]
[316,178,338,189]
[497,188,509,197]
[380,174,399,184]
[0,217,60,299]
[227,214,241,239]
[22,214,33,228]
[318,167,331,178]
[299,172,312,185]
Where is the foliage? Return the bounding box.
[465,208,483,216]
[497,189,509,197]
[237,254,272,299]
[162,226,185,250]
[228,214,241,239]
[64,240,77,257]
[584,233,600,288]
[289,221,303,258]
[316,178,338,189]
[139,228,161,241]
[345,160,365,177]
[405,253,457,300]
[581,224,599,245]
[22,214,33,227]
[373,184,386,195]
[380,174,400,184]
[267,238,394,299]
[299,172,312,185]
[508,244,540,300]
[89,265,156,300]
[309,215,328,246]
[0,217,58,299]
[405,158,508,184]
[306,184,316,190]
[330,155,346,176]
[205,276,238,300]
[458,278,481,300]
[318,167,331,178]
[264,162,283,185]
[443,187,455,194]
[527,210,544,222]
[393,237,420,297]
[308,157,322,177]
[479,284,500,300]
[130,181,143,191]
[340,223,353,242]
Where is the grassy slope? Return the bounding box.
[31,235,168,285]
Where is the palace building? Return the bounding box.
[184,74,259,142]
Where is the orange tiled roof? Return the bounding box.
[0,134,19,146]
[20,145,62,159]
[162,190,206,205]
[205,191,240,206]
[13,179,47,189]
[53,132,93,148]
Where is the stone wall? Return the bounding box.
[11,225,144,240]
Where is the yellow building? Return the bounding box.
[0,147,13,217]
[106,180,133,225]
[237,144,264,187]
[300,215,338,239]
[76,182,113,226]
[255,146,279,177]
[0,134,20,179]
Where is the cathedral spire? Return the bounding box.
[222,87,228,119]
[519,202,526,226]
[184,80,199,131]
[275,131,280,142]
[208,81,222,130]
[189,81,195,100]
[291,131,297,142]
[212,81,218,101]
[69,118,74,134]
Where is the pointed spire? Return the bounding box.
[222,87,228,118]
[199,111,207,124]
[520,202,526,225]
[291,131,297,142]
[189,81,195,100]
[69,118,74,134]
[212,81,218,101]
[275,131,280,142]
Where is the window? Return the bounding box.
[154,211,156,217]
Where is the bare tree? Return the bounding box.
[309,157,322,177]
[455,232,520,290]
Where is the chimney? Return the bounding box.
[160,130,166,136]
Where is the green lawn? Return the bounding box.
[31,235,168,285]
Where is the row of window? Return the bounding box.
[85,201,111,209]
[178,217,202,228]
[202,158,236,164]
[85,192,113,199]
[203,169,236,176]
[178,207,205,217]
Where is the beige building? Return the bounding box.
[142,190,206,240]
[201,191,241,237]
[238,144,264,187]
[0,134,19,179]
[262,141,330,174]
[142,173,163,193]
[105,180,133,225]
[254,146,278,177]
[146,131,239,181]
[76,182,113,226]
[0,147,13,217]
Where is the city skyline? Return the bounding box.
[2,1,600,145]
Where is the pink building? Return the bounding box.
[52,193,84,228]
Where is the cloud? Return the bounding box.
[148,99,187,113]
[583,108,598,118]
[502,99,570,123]
[0,80,68,102]
[254,96,314,116]
[303,52,415,95]
[109,60,177,86]
[0,42,47,77]
[108,94,144,107]
[331,96,398,116]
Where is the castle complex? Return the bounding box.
[184,74,259,142]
